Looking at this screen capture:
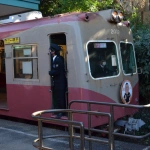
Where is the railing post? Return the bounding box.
[38,119,43,150]
[80,124,85,150]
[109,105,114,150]
[69,111,74,150]
[88,103,92,150]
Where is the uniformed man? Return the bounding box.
[93,60,110,78]
[49,43,67,119]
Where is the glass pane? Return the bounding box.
[14,58,38,79]
[120,42,136,74]
[13,45,37,57]
[87,42,119,78]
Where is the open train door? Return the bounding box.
[49,33,68,109]
[0,40,7,108]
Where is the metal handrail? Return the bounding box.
[32,109,112,150]
[69,100,150,108]
[69,100,150,150]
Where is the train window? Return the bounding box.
[120,42,136,75]
[13,45,38,79]
[87,41,119,79]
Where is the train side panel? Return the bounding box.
[1,22,79,119]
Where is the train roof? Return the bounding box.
[0,11,100,39]
[0,9,128,40]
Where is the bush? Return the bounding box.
[133,24,150,104]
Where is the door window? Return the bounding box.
[120,42,136,75]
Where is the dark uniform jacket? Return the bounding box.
[93,65,110,78]
[49,55,67,109]
[49,55,66,88]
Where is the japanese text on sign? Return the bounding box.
[4,37,20,44]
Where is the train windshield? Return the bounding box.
[87,41,119,79]
[120,42,136,75]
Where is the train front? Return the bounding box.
[77,9,139,126]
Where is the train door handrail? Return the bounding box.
[32,109,112,150]
[69,100,150,150]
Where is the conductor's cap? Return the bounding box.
[49,43,61,52]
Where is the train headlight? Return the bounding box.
[98,9,124,24]
[111,10,124,23]
[118,12,124,21]
[111,10,118,21]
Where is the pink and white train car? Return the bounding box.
[0,9,139,127]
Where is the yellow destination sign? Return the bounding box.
[4,37,20,44]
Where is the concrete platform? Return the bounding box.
[0,119,149,150]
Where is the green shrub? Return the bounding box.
[133,24,150,104]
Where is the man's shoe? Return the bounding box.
[55,113,62,119]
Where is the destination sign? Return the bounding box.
[4,37,20,44]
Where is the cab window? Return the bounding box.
[120,42,136,74]
[87,41,119,79]
[13,45,38,79]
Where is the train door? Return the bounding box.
[120,42,136,76]
[119,42,138,104]
[0,40,7,108]
[49,33,68,109]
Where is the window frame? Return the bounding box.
[86,40,121,80]
[119,41,137,76]
[12,44,39,81]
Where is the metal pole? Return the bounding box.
[109,105,114,150]
[80,124,85,150]
[88,103,92,150]
[69,112,74,150]
[38,119,43,150]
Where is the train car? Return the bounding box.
[0,9,139,127]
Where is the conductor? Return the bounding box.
[93,60,110,78]
[49,43,67,119]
